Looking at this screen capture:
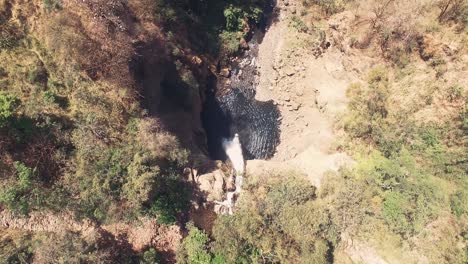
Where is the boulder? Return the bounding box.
[240,38,249,50]
[191,56,203,66]
[196,169,226,202]
[220,67,231,78]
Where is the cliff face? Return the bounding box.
[4,0,213,153]
[0,1,213,259]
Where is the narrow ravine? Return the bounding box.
[201,2,281,161]
[199,3,281,215]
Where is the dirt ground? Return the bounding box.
[0,210,182,255]
[246,0,360,187]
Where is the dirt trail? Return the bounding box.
[0,210,181,253]
[246,0,355,187]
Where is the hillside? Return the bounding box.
[0,0,467,263]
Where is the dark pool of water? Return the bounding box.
[202,87,281,160]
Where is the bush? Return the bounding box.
[289,16,309,32]
[211,174,331,263]
[43,0,62,12]
[461,108,468,131]
[0,22,21,49]
[224,4,263,32]
[343,67,391,144]
[0,230,34,263]
[27,65,48,85]
[304,0,345,15]
[224,5,245,31]
[0,162,38,215]
[148,177,191,224]
[383,191,412,235]
[154,0,179,25]
[219,31,241,55]
[446,84,464,102]
[0,93,19,127]
[356,148,446,236]
[450,189,468,218]
[33,231,135,263]
[123,153,160,209]
[140,248,162,264]
[177,223,213,264]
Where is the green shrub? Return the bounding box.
[421,127,439,147]
[450,189,468,218]
[123,153,160,209]
[343,67,391,145]
[33,231,133,263]
[461,108,468,130]
[357,148,446,236]
[148,177,191,224]
[224,4,263,32]
[446,84,464,102]
[180,69,199,90]
[177,223,213,264]
[172,46,182,57]
[0,162,37,215]
[0,230,34,263]
[211,174,330,263]
[383,191,412,235]
[219,31,240,55]
[224,5,245,31]
[429,56,446,67]
[154,0,179,25]
[43,0,62,12]
[289,16,308,32]
[388,47,411,68]
[304,0,345,15]
[0,93,19,127]
[42,90,57,104]
[140,248,162,264]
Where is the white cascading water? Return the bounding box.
[221,133,245,176]
[214,133,245,215]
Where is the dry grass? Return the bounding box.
[137,117,185,160]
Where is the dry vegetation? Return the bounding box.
[0,0,466,262]
[0,0,199,261]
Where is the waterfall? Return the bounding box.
[214,134,245,215]
[222,133,245,176]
